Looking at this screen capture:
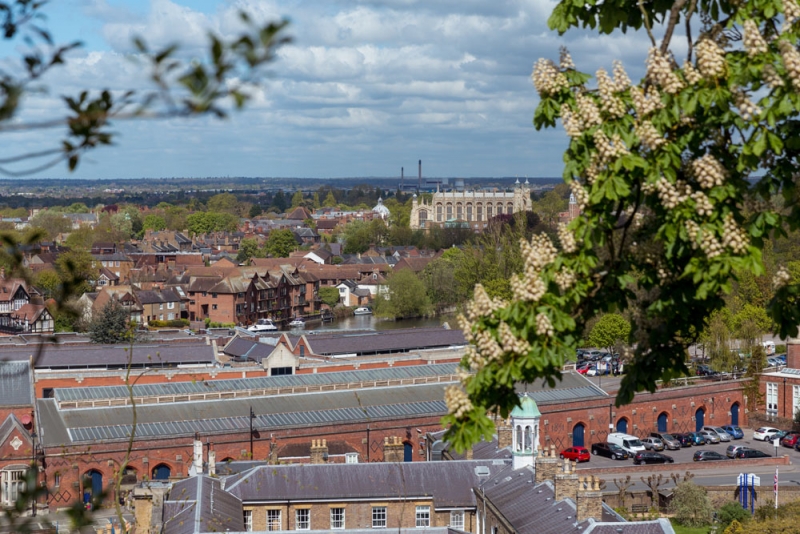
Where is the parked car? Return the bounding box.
[753,427,782,441]
[590,442,629,460]
[607,433,646,455]
[641,437,665,451]
[649,432,681,450]
[686,432,707,446]
[672,433,694,447]
[698,430,721,444]
[695,364,713,376]
[726,444,747,458]
[721,425,744,440]
[767,356,782,367]
[694,450,728,461]
[576,362,592,375]
[633,451,674,465]
[703,426,732,442]
[735,448,772,459]
[560,446,590,462]
[780,431,800,448]
[586,363,610,376]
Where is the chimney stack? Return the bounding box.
[495,416,512,450]
[383,436,405,462]
[310,439,329,464]
[193,440,203,475]
[208,451,216,477]
[401,167,404,189]
[576,476,604,522]
[788,337,800,369]
[554,458,579,502]
[535,444,559,484]
[418,160,422,191]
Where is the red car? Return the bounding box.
[560,446,590,462]
[576,363,592,375]
[781,432,800,448]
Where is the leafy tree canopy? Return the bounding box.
[445,0,800,450]
[374,268,432,319]
[587,313,631,354]
[264,229,297,258]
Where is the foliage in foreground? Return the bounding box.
[444,0,800,449]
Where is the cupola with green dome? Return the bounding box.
[511,393,541,470]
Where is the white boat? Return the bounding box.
[247,319,278,332]
[288,318,305,327]
[353,307,372,315]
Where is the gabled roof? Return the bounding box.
[164,476,244,534]
[13,302,49,324]
[136,289,182,305]
[286,206,313,220]
[0,413,32,450]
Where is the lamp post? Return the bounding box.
[784,377,787,419]
[249,406,256,459]
[609,402,613,434]
[30,430,37,517]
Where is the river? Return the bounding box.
[288,313,456,334]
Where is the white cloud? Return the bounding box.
[0,0,654,179]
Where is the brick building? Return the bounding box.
[0,361,37,509]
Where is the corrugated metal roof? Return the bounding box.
[0,360,32,406]
[1,342,216,369]
[54,363,461,402]
[67,400,447,442]
[38,383,451,446]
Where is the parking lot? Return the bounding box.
[578,429,793,468]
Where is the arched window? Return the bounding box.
[446,204,453,220]
[477,204,483,221]
[496,204,503,215]
[456,203,463,220]
[436,204,443,222]
[524,425,532,451]
[419,210,427,222]
[466,204,473,221]
[515,425,522,451]
[151,464,171,480]
[731,402,740,426]
[507,202,514,214]
[487,206,493,219]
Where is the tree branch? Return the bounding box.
[685,0,698,62]
[638,0,658,47]
[660,0,688,54]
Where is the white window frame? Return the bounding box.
[267,510,281,531]
[372,506,387,529]
[243,510,253,532]
[767,382,778,416]
[415,506,430,528]
[330,507,345,529]
[345,452,358,464]
[168,302,175,309]
[0,469,26,507]
[450,510,464,530]
[793,385,800,420]
[296,509,310,530]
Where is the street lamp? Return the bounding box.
[249,406,256,459]
[30,431,37,517]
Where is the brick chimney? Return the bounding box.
[576,476,604,522]
[787,336,800,369]
[208,451,216,477]
[496,417,512,450]
[554,457,579,502]
[310,439,328,464]
[535,445,559,484]
[383,436,404,462]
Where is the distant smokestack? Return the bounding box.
[418,160,422,191]
[401,167,404,188]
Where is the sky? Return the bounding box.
[0,0,652,180]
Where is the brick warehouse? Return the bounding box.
[17,361,748,511]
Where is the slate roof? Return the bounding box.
[136,289,181,304]
[305,327,466,356]
[36,382,450,446]
[224,460,508,507]
[164,476,244,534]
[0,360,32,406]
[277,440,358,458]
[0,342,216,370]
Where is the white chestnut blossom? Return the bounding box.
[613,60,631,91]
[779,40,800,88]
[743,20,769,57]
[570,181,589,209]
[554,268,576,291]
[683,61,703,85]
[560,104,583,138]
[692,154,726,189]
[596,68,626,117]
[445,385,473,419]
[535,313,554,337]
[733,88,762,121]
[722,213,749,254]
[773,266,792,290]
[646,48,684,94]
[558,223,578,253]
[559,46,575,70]
[783,0,800,32]
[636,121,666,151]
[576,94,602,128]
[532,58,569,95]
[763,64,785,89]
[696,38,727,79]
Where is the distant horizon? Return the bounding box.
[0,175,565,182]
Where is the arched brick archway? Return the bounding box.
[572,422,586,447]
[151,463,172,480]
[731,402,740,426]
[657,412,669,432]
[616,417,629,433]
[695,407,706,432]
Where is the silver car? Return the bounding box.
[703,426,732,442]
[699,430,721,444]
[642,437,665,451]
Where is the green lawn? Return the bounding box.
[669,520,712,534]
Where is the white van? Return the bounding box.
[763,341,776,355]
[607,432,646,456]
